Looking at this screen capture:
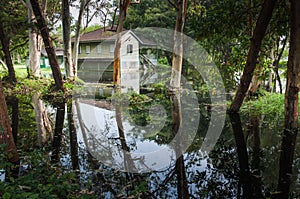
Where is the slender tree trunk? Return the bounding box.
[266,48,275,92]
[170,0,188,89]
[273,1,300,198]
[113,0,130,85]
[32,94,53,147]
[30,0,65,91]
[0,22,17,83]
[229,0,277,112]
[0,80,19,163]
[72,0,86,77]
[62,0,73,78]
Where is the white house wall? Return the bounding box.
[120,32,140,93]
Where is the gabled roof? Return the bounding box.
[72,26,156,46]
[73,27,118,43]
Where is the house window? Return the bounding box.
[127,44,133,54]
[110,44,115,53]
[79,45,82,54]
[97,44,102,54]
[86,45,91,54]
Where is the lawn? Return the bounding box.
[14,64,65,78]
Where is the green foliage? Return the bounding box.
[241,92,285,118]
[0,149,94,199]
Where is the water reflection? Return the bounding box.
[5,93,300,198]
[170,91,189,199]
[229,112,253,198]
[51,102,66,163]
[73,99,175,172]
[67,100,79,170]
[32,93,53,147]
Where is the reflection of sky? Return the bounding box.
[0,170,5,182]
[75,102,175,172]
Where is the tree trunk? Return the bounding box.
[170,0,188,89]
[72,0,86,77]
[0,80,19,163]
[229,0,277,112]
[0,22,17,83]
[247,64,262,97]
[32,93,53,147]
[30,0,65,91]
[62,0,73,78]
[274,0,300,198]
[27,0,42,78]
[266,48,274,92]
[113,0,130,85]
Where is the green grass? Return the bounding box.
[14,64,65,78]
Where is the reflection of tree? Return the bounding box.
[32,93,53,147]
[6,96,19,144]
[229,113,252,198]
[51,102,65,163]
[246,114,263,198]
[170,91,189,199]
[67,100,79,170]
[115,105,137,173]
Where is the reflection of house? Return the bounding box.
[72,27,157,92]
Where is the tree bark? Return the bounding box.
[229,0,277,112]
[62,0,73,78]
[0,21,17,83]
[170,0,188,89]
[30,0,65,91]
[0,80,19,163]
[274,0,300,197]
[27,0,42,78]
[113,0,130,85]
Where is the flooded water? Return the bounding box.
[4,87,300,198]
